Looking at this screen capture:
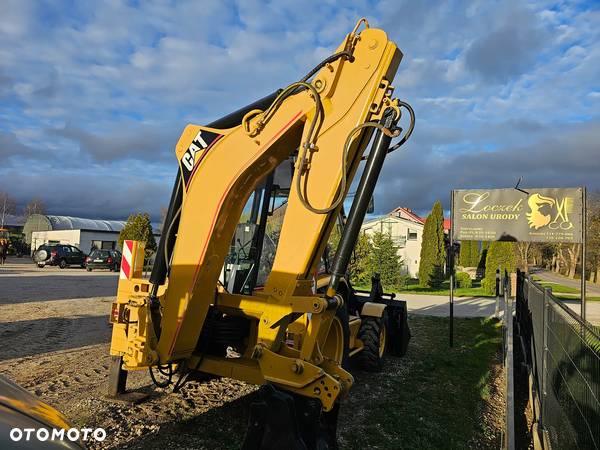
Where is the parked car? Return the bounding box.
[85,249,121,272]
[33,244,87,269]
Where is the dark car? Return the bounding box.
[0,374,84,449]
[85,249,121,272]
[33,244,87,269]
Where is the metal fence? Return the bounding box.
[516,270,600,449]
[502,272,515,450]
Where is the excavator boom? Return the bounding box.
[108,19,414,449]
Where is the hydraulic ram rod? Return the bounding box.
[328,109,398,297]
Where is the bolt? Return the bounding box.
[251,345,263,360]
[292,360,304,374]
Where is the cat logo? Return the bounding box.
[180,129,223,188]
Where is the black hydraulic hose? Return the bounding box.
[300,51,354,82]
[328,109,398,297]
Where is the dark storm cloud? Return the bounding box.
[465,5,548,83]
[50,122,180,162]
[0,130,36,159]
[375,120,600,214]
[0,169,171,220]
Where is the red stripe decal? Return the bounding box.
[121,256,131,278]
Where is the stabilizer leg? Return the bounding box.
[107,355,148,403]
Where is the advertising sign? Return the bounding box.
[452,188,583,243]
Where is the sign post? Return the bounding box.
[581,187,587,321]
[449,190,455,347]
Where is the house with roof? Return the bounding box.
[360,207,425,278]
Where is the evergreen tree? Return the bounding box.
[483,241,516,294]
[478,241,489,273]
[368,231,404,289]
[459,240,475,267]
[348,232,372,286]
[418,201,447,287]
[119,213,157,256]
[469,241,481,266]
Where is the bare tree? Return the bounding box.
[0,191,17,228]
[23,198,46,218]
[516,241,531,271]
[587,190,600,283]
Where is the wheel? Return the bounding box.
[113,264,119,272]
[357,310,388,372]
[59,259,67,269]
[37,263,44,268]
[86,267,92,272]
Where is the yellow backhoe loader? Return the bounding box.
[108,18,415,449]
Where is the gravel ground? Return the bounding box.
[0,258,505,449]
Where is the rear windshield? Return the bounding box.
[91,250,111,258]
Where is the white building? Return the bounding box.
[24,214,161,254]
[361,207,425,278]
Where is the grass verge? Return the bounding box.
[355,279,492,297]
[338,316,503,449]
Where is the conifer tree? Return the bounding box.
[418,201,446,287]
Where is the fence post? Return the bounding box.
[541,287,551,427]
[495,267,501,318]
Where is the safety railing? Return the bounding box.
[515,270,600,449]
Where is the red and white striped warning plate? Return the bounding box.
[120,240,133,280]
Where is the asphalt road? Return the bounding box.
[0,258,119,304]
[534,269,600,296]
[532,269,600,324]
[399,294,501,318]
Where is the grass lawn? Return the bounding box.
[338,316,503,449]
[389,278,493,297]
[530,277,600,301]
[554,294,600,302]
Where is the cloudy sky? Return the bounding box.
[1,0,598,220]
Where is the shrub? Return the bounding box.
[483,241,516,295]
[455,271,472,288]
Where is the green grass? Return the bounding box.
[554,294,600,302]
[339,316,503,449]
[530,277,600,301]
[535,280,580,294]
[373,278,493,297]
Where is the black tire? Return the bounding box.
[86,267,92,272]
[357,310,388,372]
[37,263,45,268]
[59,258,67,269]
[113,264,119,272]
